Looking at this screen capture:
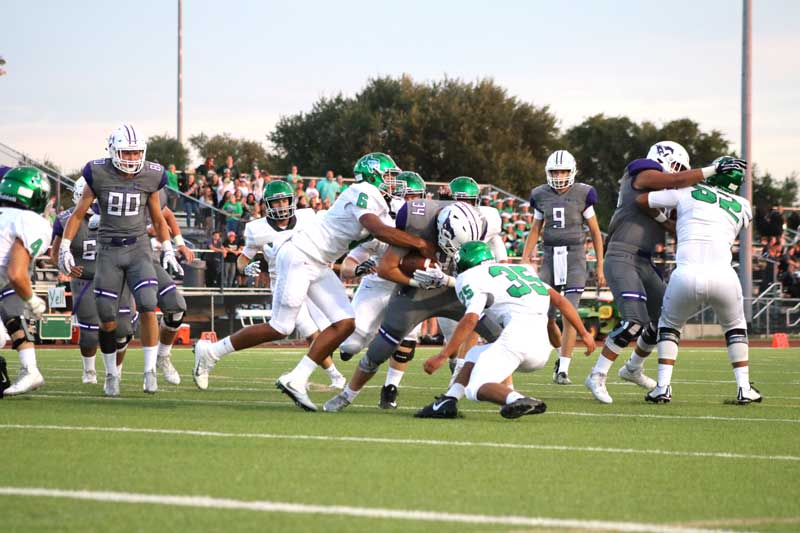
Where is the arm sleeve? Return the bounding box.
[346,243,373,264]
[348,188,387,222]
[52,216,64,239]
[648,189,682,209]
[82,162,95,194]
[158,169,168,190]
[583,186,598,219]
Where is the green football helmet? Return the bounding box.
[455,240,495,273]
[265,180,296,219]
[0,166,51,214]
[398,171,426,199]
[707,156,744,194]
[449,176,480,205]
[353,152,403,199]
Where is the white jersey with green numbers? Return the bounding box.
[648,183,752,267]
[0,207,52,286]
[289,182,392,263]
[455,262,551,328]
[242,208,318,282]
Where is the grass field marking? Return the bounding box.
[4,424,799,462]
[0,486,744,533]
[25,392,800,424]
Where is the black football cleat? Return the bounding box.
[500,397,547,419]
[414,395,458,419]
[0,356,9,398]
[379,384,398,409]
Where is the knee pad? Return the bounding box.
[161,311,184,332]
[657,327,681,345]
[357,354,380,374]
[5,316,34,350]
[99,329,118,354]
[116,334,133,353]
[608,320,643,350]
[641,323,658,346]
[78,329,99,351]
[391,340,417,364]
[725,328,748,346]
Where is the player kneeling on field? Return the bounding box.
[419,241,596,419]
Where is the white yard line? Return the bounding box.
[0,486,754,533]
[3,424,799,462]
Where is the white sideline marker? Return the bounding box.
[0,486,741,533]
[3,424,799,462]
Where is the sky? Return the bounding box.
[1,0,798,183]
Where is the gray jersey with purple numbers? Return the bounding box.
[53,207,96,279]
[530,183,597,246]
[606,159,666,254]
[82,158,166,241]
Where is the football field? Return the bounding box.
[2,346,799,532]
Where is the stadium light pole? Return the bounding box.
[739,0,753,321]
[177,0,184,146]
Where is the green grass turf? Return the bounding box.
[2,346,799,532]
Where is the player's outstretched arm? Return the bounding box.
[62,187,95,242]
[549,288,595,355]
[521,219,543,264]
[359,213,437,259]
[635,192,676,233]
[585,216,605,287]
[423,313,479,375]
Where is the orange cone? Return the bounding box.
[771,333,790,348]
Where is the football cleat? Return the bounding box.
[192,340,218,391]
[157,355,181,385]
[645,385,672,404]
[552,359,572,385]
[322,392,351,413]
[585,372,613,404]
[379,384,398,409]
[104,374,120,397]
[619,364,657,389]
[0,356,10,398]
[339,350,354,362]
[414,395,458,419]
[736,384,762,405]
[329,374,346,391]
[143,370,158,394]
[82,369,98,385]
[276,374,317,411]
[500,397,547,419]
[4,366,44,396]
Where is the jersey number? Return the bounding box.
[488,265,548,298]
[690,184,742,222]
[29,238,43,258]
[82,239,97,261]
[107,192,141,217]
[356,193,369,209]
[552,207,565,229]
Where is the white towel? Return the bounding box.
[553,246,568,286]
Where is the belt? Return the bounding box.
[106,236,138,247]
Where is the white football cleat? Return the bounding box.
[329,374,346,391]
[585,372,613,404]
[619,364,657,389]
[143,370,158,394]
[82,369,98,385]
[192,340,218,391]
[645,385,672,404]
[157,355,181,385]
[104,374,120,397]
[4,366,44,396]
[276,374,317,411]
[736,385,762,405]
[323,392,351,413]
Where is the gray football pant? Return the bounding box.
[70,279,135,350]
[539,244,587,320]
[603,249,665,326]
[94,240,158,324]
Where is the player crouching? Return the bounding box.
[419,241,596,419]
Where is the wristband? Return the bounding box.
[654,212,668,223]
[60,238,72,250]
[701,166,716,179]
[446,276,456,288]
[161,240,174,253]
[174,235,186,248]
[408,279,420,288]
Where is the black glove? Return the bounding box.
[354,258,377,277]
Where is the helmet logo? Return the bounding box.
[655,144,674,157]
[365,157,381,175]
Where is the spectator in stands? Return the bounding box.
[222,231,242,287]
[217,155,239,179]
[503,197,516,214]
[199,186,216,231]
[318,170,338,204]
[243,192,260,221]
[306,178,320,203]
[217,174,234,205]
[183,172,199,227]
[295,180,308,208]
[765,205,785,239]
[503,222,519,257]
[252,167,264,202]
[322,197,332,210]
[196,157,215,178]
[236,176,250,196]
[206,231,225,287]
[788,210,800,233]
[223,191,245,233]
[480,195,491,207]
[781,262,800,298]
[519,201,531,215]
[286,164,301,185]
[336,174,348,196]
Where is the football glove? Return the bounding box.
[88,214,101,231]
[161,241,184,276]
[412,265,452,290]
[58,240,75,275]
[714,157,746,175]
[243,261,261,277]
[24,295,47,319]
[354,258,377,277]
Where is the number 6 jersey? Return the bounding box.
[81,158,166,240]
[52,207,96,279]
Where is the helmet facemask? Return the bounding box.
[546,169,576,190]
[379,170,406,201]
[266,194,296,220]
[108,124,147,174]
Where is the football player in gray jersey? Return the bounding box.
[59,124,178,396]
[522,150,605,385]
[584,141,746,403]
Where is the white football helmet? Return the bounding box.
[72,176,95,215]
[436,203,483,258]
[107,124,147,174]
[646,141,690,174]
[545,150,577,189]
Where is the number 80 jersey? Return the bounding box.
[455,262,552,328]
[82,158,166,241]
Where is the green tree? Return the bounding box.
[146,134,190,170]
[751,168,798,211]
[189,133,272,176]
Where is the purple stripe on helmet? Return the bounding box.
[129,125,137,143]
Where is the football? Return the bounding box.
[399,252,437,277]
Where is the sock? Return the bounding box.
[210,337,235,359]
[117,364,123,378]
[657,364,674,388]
[324,364,343,380]
[343,386,360,402]
[143,345,157,373]
[103,353,118,377]
[291,355,318,383]
[157,342,172,359]
[452,358,465,376]
[384,367,405,387]
[19,348,37,370]
[82,355,96,373]
[592,355,614,375]
[733,366,751,389]
[626,353,647,369]
[445,383,465,400]
[558,356,572,374]
[505,391,525,404]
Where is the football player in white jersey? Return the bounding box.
[420,241,595,418]
[192,180,345,390]
[0,167,53,396]
[194,153,436,411]
[635,158,760,404]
